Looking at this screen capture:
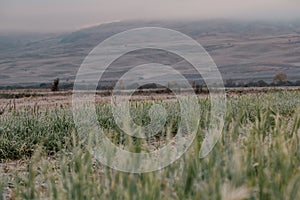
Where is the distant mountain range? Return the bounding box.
[1,19,300,88]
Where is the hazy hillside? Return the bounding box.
[1,20,300,88]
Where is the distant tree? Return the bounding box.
[294,80,300,86]
[51,78,60,91]
[195,84,203,94]
[257,80,268,87]
[118,80,124,90]
[235,82,245,87]
[139,83,158,89]
[127,83,139,90]
[225,79,236,87]
[192,81,196,89]
[247,81,256,87]
[273,73,287,83]
[284,81,293,86]
[40,83,47,88]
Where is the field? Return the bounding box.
[1,90,300,199]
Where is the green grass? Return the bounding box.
[1,91,300,199]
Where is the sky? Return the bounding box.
[1,0,300,32]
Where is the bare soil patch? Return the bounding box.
[1,87,300,111]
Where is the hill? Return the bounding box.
[1,20,300,88]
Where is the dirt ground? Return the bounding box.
[1,87,300,111]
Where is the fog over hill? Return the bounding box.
[1,20,300,88]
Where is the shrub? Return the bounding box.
[51,78,60,91]
[273,73,287,83]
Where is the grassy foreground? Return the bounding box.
[1,91,300,199]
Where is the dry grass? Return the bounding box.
[1,90,300,199]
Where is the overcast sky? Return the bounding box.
[1,0,300,32]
